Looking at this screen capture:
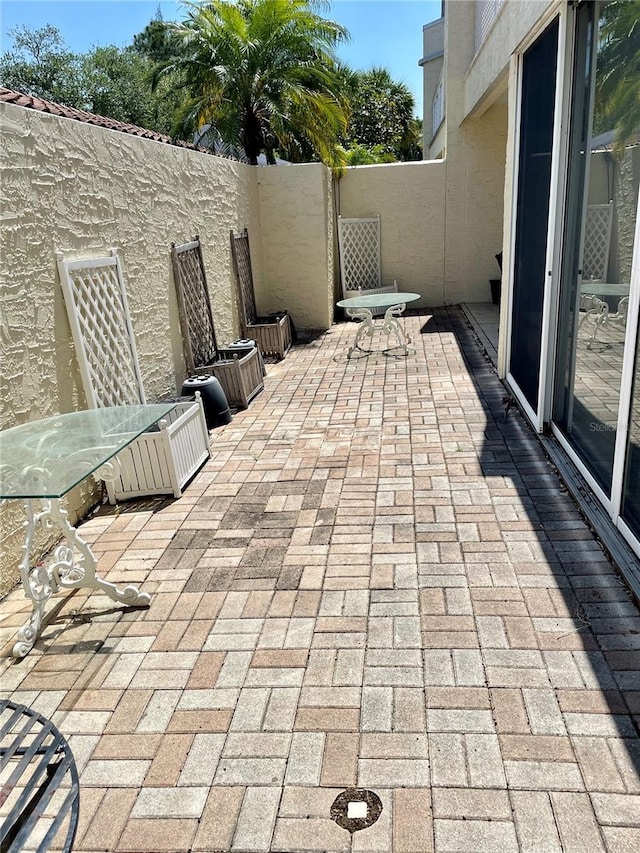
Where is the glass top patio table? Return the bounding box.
[579,281,629,297]
[337,292,421,309]
[336,292,421,359]
[0,404,177,499]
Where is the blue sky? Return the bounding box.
[0,1,443,117]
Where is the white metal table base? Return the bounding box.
[13,491,150,658]
[343,304,415,359]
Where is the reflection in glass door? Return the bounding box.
[553,0,639,498]
[622,331,640,542]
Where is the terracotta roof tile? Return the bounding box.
[0,87,232,158]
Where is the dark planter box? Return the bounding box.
[490,279,502,305]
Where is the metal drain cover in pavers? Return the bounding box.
[330,788,382,833]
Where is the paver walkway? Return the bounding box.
[1,307,640,852]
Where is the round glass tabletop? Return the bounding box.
[337,292,421,309]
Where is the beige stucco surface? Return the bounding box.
[421,0,509,306]
[339,161,446,305]
[444,100,509,304]
[0,102,260,595]
[256,163,334,330]
[464,0,554,118]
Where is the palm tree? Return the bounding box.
[156,0,349,167]
[595,0,640,152]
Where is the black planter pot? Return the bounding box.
[490,279,502,306]
[181,375,232,429]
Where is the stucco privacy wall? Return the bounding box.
[0,101,261,595]
[445,99,509,304]
[338,161,446,304]
[441,0,509,304]
[256,163,334,329]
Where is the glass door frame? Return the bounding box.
[546,0,640,558]
[549,194,640,551]
[504,3,570,432]
[614,200,640,551]
[504,0,640,559]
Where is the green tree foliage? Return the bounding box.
[81,46,155,126]
[133,13,179,64]
[0,24,84,105]
[341,67,422,161]
[595,0,640,152]
[0,8,424,167]
[131,11,193,137]
[133,8,190,69]
[0,22,179,136]
[155,0,349,167]
[339,142,395,165]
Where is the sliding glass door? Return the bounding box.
[509,17,559,415]
[552,0,639,551]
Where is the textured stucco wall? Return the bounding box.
[444,100,509,304]
[440,1,509,304]
[339,161,446,305]
[464,0,555,118]
[257,163,334,330]
[0,101,260,595]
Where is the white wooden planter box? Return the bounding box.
[57,249,211,505]
[105,397,209,504]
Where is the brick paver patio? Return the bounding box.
[2,307,639,852]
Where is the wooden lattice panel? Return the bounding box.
[583,203,613,281]
[230,229,292,359]
[230,229,259,325]
[337,216,382,296]
[57,251,146,408]
[171,238,219,374]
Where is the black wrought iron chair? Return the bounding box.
[0,700,80,853]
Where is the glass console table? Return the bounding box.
[0,404,177,657]
[336,292,421,358]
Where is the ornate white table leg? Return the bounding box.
[382,303,411,354]
[347,308,375,357]
[13,492,151,658]
[13,500,55,658]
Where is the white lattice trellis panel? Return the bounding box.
[57,247,210,503]
[583,203,613,281]
[475,0,506,54]
[57,250,146,408]
[338,216,382,296]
